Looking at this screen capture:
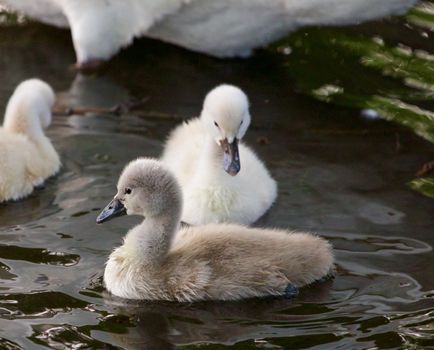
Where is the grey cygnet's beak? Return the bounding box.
[96,198,126,224]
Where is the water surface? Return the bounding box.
[1,3,434,349]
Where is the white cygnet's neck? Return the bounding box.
[3,79,54,142]
[3,104,48,142]
[199,132,225,172]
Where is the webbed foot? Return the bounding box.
[284,283,299,298]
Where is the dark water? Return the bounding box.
[1,2,434,349]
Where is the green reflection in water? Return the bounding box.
[275,3,434,197]
[407,2,434,30]
[278,28,434,107]
[307,88,434,144]
[408,177,434,198]
[0,8,27,27]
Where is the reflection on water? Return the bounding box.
[96,231,432,349]
[0,2,434,349]
[409,176,434,198]
[275,0,434,198]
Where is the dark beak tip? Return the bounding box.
[228,168,240,176]
[95,212,108,224]
[96,198,126,224]
[222,138,240,176]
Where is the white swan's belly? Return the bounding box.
[182,184,240,225]
[147,1,294,58]
[180,146,278,225]
[0,0,417,61]
[148,0,417,57]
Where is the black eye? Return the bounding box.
[214,121,219,128]
[240,120,243,126]
[125,188,132,194]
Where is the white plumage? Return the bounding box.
[0,79,60,203]
[0,0,417,66]
[161,85,277,225]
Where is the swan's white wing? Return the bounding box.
[148,0,418,58]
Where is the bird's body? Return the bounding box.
[162,118,276,225]
[161,85,277,225]
[105,222,333,302]
[97,158,334,302]
[0,0,417,65]
[0,79,60,202]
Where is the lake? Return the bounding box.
[0,2,434,349]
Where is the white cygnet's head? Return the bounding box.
[3,79,55,134]
[201,84,251,143]
[200,84,251,176]
[96,158,182,223]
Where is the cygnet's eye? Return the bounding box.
[240,120,243,126]
[124,188,132,195]
[214,121,219,128]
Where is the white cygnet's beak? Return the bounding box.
[219,138,240,176]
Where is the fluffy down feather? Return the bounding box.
[100,158,334,302]
[0,79,60,202]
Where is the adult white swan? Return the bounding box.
[0,0,418,69]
